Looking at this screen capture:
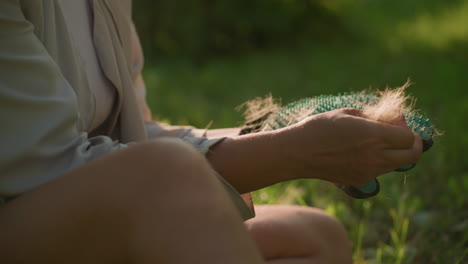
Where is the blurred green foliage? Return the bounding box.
[133,0,347,59]
[134,0,468,263]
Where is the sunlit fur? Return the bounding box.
[241,81,417,130]
[362,81,413,125]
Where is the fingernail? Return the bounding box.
[395,164,416,172]
[422,138,433,152]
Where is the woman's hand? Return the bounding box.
[208,108,423,193]
[276,108,423,186]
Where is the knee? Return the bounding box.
[127,138,207,169]
[247,205,352,264]
[122,138,214,185]
[295,207,353,264]
[111,138,232,215]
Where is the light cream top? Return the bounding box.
[0,0,252,220]
[0,0,222,197]
[61,0,116,131]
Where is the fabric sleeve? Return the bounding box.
[144,121,238,154]
[0,0,127,198]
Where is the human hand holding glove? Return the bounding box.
[275,108,423,187]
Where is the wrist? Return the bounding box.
[271,128,300,181]
[207,130,291,193]
[274,120,324,181]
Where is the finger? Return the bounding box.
[371,120,415,149]
[347,112,415,149]
[382,132,423,167]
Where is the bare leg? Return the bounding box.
[246,205,353,264]
[0,139,263,264]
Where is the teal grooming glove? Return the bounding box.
[242,93,435,199]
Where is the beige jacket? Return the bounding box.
[0,0,253,219]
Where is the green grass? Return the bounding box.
[141,1,468,263]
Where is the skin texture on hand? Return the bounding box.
[278,108,423,186]
[207,108,423,193]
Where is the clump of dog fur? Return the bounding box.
[362,81,413,125]
[240,81,417,131]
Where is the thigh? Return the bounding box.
[0,140,262,264]
[0,147,144,264]
[245,205,352,263]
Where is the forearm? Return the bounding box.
[206,129,292,194]
[207,109,422,194]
